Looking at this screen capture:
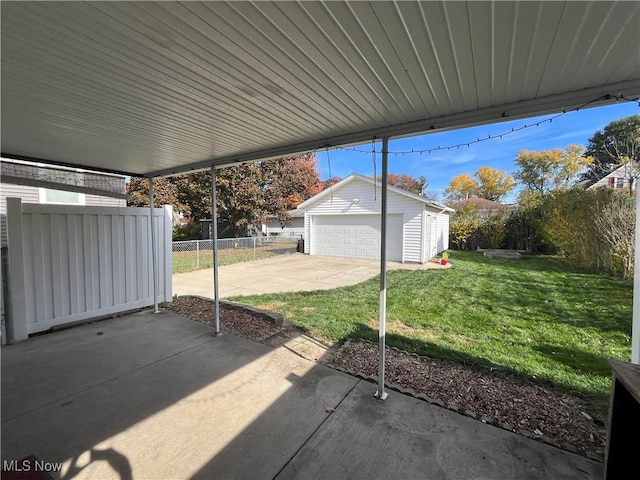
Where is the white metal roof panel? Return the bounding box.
[2,1,639,177]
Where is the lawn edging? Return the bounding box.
[221,299,288,326]
[170,294,288,326]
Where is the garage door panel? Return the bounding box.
[312,215,402,261]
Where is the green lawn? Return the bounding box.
[229,250,633,409]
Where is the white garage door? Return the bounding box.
[311,215,403,261]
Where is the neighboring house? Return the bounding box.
[448,197,515,218]
[262,213,304,237]
[200,215,305,239]
[586,163,638,193]
[0,158,127,245]
[199,219,257,239]
[293,173,453,263]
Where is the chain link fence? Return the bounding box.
[172,236,300,274]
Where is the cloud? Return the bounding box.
[449,153,479,165]
[546,128,597,142]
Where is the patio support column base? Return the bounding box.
[374,390,389,401]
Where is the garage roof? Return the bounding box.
[2,1,639,178]
[293,173,454,213]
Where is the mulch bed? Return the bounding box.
[166,295,608,460]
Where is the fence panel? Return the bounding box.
[172,236,298,274]
[6,199,172,340]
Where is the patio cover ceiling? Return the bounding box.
[1,1,639,178]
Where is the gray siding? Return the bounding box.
[265,217,304,237]
[1,183,126,245]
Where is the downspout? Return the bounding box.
[375,136,389,400]
[148,178,160,313]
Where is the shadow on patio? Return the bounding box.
[2,311,603,479]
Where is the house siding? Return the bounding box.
[420,210,427,263]
[436,211,450,253]
[588,164,638,191]
[403,210,423,263]
[1,182,126,245]
[264,217,304,237]
[427,211,438,259]
[304,212,311,254]
[301,179,428,263]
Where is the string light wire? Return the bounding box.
[325,145,333,203]
[331,94,638,157]
[372,137,377,200]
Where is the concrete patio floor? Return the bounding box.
[172,253,449,298]
[1,310,603,479]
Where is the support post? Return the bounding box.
[211,166,221,335]
[148,178,160,313]
[375,137,389,400]
[6,198,28,342]
[632,184,640,364]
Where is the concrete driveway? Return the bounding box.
[172,253,449,298]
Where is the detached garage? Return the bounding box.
[294,174,453,263]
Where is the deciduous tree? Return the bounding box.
[258,154,322,226]
[173,172,212,221]
[514,145,593,194]
[474,166,515,201]
[445,167,514,203]
[388,173,428,195]
[127,154,323,235]
[374,173,428,195]
[584,114,640,180]
[175,154,322,233]
[126,176,186,212]
[444,173,479,202]
[594,192,636,278]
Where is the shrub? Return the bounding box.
[449,205,481,250]
[173,223,202,241]
[594,191,636,278]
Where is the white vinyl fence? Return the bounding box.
[5,199,172,341]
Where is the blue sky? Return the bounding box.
[314,101,639,203]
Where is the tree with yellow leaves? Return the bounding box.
[514,144,593,194]
[444,167,515,203]
[444,173,478,202]
[475,166,516,201]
